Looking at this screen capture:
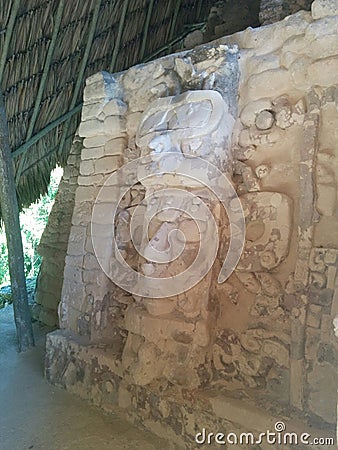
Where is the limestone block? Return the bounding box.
[124,304,209,347]
[308,56,338,87]
[91,202,115,225]
[94,156,121,174]
[79,160,94,176]
[74,186,97,203]
[64,265,83,284]
[94,186,119,203]
[245,69,293,102]
[103,116,126,138]
[311,0,338,19]
[83,269,105,285]
[307,304,322,328]
[84,81,106,104]
[302,20,338,60]
[38,307,59,327]
[84,253,102,272]
[65,255,84,268]
[327,265,337,290]
[316,184,336,216]
[36,289,61,310]
[246,53,280,77]
[83,135,111,148]
[281,34,307,56]
[72,202,92,226]
[83,72,116,104]
[314,217,338,248]
[77,174,104,187]
[79,119,105,138]
[61,280,86,310]
[82,146,104,160]
[67,225,87,256]
[104,137,126,156]
[131,342,164,386]
[126,112,142,137]
[103,99,128,117]
[81,103,104,121]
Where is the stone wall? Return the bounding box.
[45,1,338,447]
[33,136,82,326]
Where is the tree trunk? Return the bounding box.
[0,90,34,352]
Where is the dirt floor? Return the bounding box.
[0,305,167,450]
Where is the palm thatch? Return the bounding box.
[0,0,213,211]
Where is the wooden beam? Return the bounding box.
[139,0,155,61]
[14,0,66,183]
[12,104,82,159]
[25,0,66,141]
[58,0,102,159]
[143,28,196,63]
[109,0,130,72]
[0,89,35,352]
[0,0,21,86]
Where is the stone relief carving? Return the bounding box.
[120,90,235,389]
[237,192,293,272]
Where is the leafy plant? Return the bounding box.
[0,167,63,287]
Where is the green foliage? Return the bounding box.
[0,167,63,287]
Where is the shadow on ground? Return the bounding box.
[0,306,167,450]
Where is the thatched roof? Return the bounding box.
[0,0,213,210]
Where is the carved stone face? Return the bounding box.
[136,90,235,174]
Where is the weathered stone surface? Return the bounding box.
[79,119,105,138]
[94,155,122,174]
[255,110,274,130]
[308,363,337,424]
[312,0,338,19]
[81,146,104,160]
[44,12,338,442]
[103,98,128,117]
[104,138,126,156]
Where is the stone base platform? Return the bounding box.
[45,330,334,450]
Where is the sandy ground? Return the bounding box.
[0,305,167,450]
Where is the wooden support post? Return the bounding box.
[0,90,34,352]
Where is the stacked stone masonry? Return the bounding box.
[33,135,82,327]
[45,1,338,448]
